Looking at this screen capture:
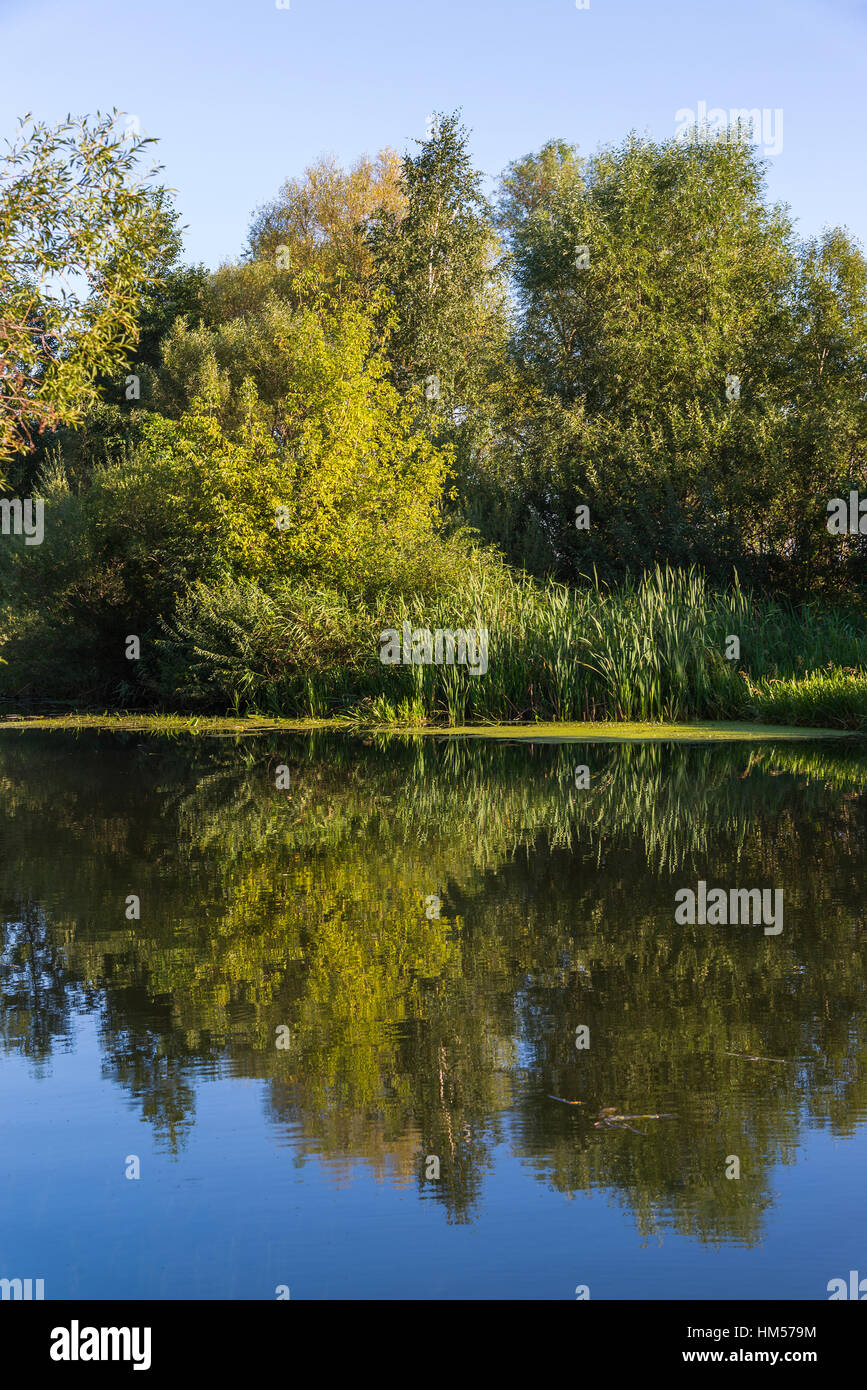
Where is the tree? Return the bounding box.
[777,229,867,596]
[497,138,585,233]
[0,112,177,480]
[367,111,508,417]
[0,276,455,704]
[247,150,405,300]
[119,283,451,596]
[483,131,823,588]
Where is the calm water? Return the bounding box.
[1,729,865,1300]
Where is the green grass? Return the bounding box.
[747,669,867,731]
[151,563,867,729]
[3,563,866,730]
[0,714,854,742]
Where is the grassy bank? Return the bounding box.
[159,565,867,729]
[3,565,866,729]
[0,714,854,741]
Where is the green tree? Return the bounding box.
[142,276,451,592]
[467,129,866,595]
[776,228,867,596]
[248,150,405,301]
[367,111,508,423]
[0,113,177,479]
[0,279,456,702]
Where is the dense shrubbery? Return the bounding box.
[157,565,867,727]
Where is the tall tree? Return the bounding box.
[366,111,508,417]
[247,150,405,301]
[778,228,867,596]
[482,131,829,589]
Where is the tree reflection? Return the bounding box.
[1,729,865,1231]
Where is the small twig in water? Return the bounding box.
[724,1051,786,1063]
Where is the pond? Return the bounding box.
[1,728,865,1300]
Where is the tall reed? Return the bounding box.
[162,565,867,728]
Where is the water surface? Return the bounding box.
[1,730,865,1299]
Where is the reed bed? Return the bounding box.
[164,564,867,728]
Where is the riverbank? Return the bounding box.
[5,568,867,731]
[0,713,856,740]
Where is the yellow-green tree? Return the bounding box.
[105,279,451,597]
[247,150,406,299]
[0,112,178,479]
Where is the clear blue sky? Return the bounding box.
[2,0,864,268]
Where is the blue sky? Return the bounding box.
[1,0,864,268]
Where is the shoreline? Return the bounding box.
[0,713,857,741]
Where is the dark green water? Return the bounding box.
[1,730,866,1300]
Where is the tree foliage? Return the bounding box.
[2,111,866,711]
[473,132,867,597]
[367,112,508,421]
[0,112,177,479]
[248,150,405,299]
